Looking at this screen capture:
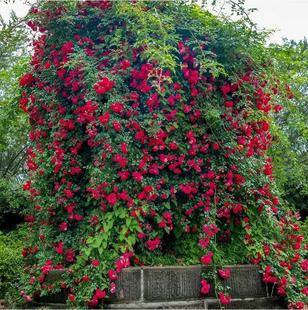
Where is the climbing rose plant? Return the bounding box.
[19,0,307,308]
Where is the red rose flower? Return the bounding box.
[113,121,121,132]
[59,222,68,232]
[118,171,130,181]
[212,143,220,151]
[120,59,131,70]
[220,84,231,96]
[64,189,74,198]
[110,102,124,113]
[138,232,146,239]
[70,166,82,175]
[88,298,98,308]
[23,295,32,302]
[263,163,272,176]
[199,237,210,249]
[201,252,213,265]
[110,282,116,294]
[19,73,34,87]
[218,268,231,279]
[290,302,305,309]
[273,104,282,113]
[115,253,132,272]
[98,112,110,125]
[277,286,286,296]
[301,287,308,296]
[169,141,178,150]
[94,288,106,300]
[218,292,231,305]
[201,279,211,295]
[224,101,233,108]
[120,142,128,154]
[82,275,90,282]
[61,41,74,55]
[146,237,161,251]
[54,242,64,254]
[132,171,143,182]
[108,269,118,281]
[68,294,76,302]
[300,259,308,271]
[66,248,75,262]
[94,77,114,95]
[91,259,100,267]
[106,193,117,206]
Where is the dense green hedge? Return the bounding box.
[0,228,25,301]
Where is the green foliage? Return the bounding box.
[0,7,30,176]
[269,39,308,216]
[0,45,29,181]
[114,1,179,71]
[0,8,29,300]
[0,178,27,227]
[138,235,203,266]
[0,11,28,69]
[0,226,26,301]
[214,240,249,265]
[0,9,30,227]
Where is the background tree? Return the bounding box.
[270,39,308,218]
[0,11,30,228]
[0,8,30,304]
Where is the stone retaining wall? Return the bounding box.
[109,265,268,303]
[42,264,270,305]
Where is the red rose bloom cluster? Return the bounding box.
[94,77,115,95]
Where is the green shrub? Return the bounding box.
[0,178,27,229]
[0,227,25,300]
